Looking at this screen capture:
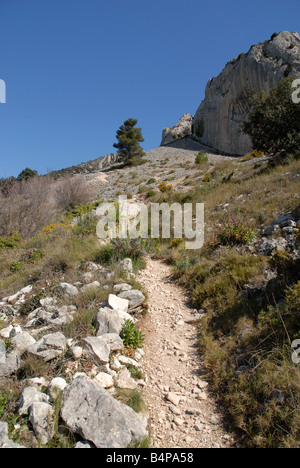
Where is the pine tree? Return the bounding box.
[17,168,38,181]
[113,118,145,165]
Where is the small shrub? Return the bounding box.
[158,182,173,193]
[21,249,43,264]
[138,186,148,194]
[194,119,205,138]
[9,262,23,272]
[95,239,146,266]
[95,244,115,264]
[0,232,22,251]
[218,224,255,246]
[170,238,183,249]
[195,151,208,165]
[202,173,212,183]
[174,253,191,273]
[147,178,156,184]
[120,320,145,349]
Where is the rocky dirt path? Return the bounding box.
[138,258,237,448]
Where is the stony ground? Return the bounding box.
[84,139,236,200]
[83,141,240,448]
[138,258,237,448]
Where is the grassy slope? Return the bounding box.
[145,155,300,448]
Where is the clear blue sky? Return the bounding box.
[0,0,299,177]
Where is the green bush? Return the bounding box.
[10,262,23,272]
[194,119,205,138]
[242,77,300,155]
[195,151,208,165]
[218,224,255,246]
[202,173,212,183]
[0,232,22,251]
[120,320,145,349]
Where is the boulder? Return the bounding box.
[94,372,114,389]
[115,367,138,390]
[61,375,147,448]
[113,283,132,293]
[117,258,133,274]
[81,281,101,292]
[11,332,36,353]
[28,401,54,445]
[48,377,68,399]
[59,283,78,297]
[117,290,145,309]
[256,237,288,256]
[0,326,13,339]
[0,349,21,377]
[0,422,9,445]
[27,332,67,362]
[108,294,129,313]
[74,441,94,448]
[70,345,83,359]
[97,307,134,336]
[83,334,124,365]
[273,213,295,228]
[19,387,49,416]
[2,285,33,304]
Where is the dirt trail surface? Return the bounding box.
[138,258,237,448]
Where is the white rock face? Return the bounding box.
[192,31,300,155]
[161,114,194,146]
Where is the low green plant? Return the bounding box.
[9,261,23,272]
[120,320,145,349]
[218,224,255,246]
[0,232,22,251]
[202,173,212,183]
[195,151,208,165]
[170,238,183,249]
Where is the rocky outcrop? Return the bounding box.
[60,375,147,448]
[0,259,148,448]
[161,114,193,146]
[192,31,300,155]
[98,153,120,169]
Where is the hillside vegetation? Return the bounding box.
[0,76,300,447]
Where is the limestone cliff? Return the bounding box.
[192,31,300,155]
[161,113,193,146]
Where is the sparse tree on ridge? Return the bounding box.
[113,118,145,166]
